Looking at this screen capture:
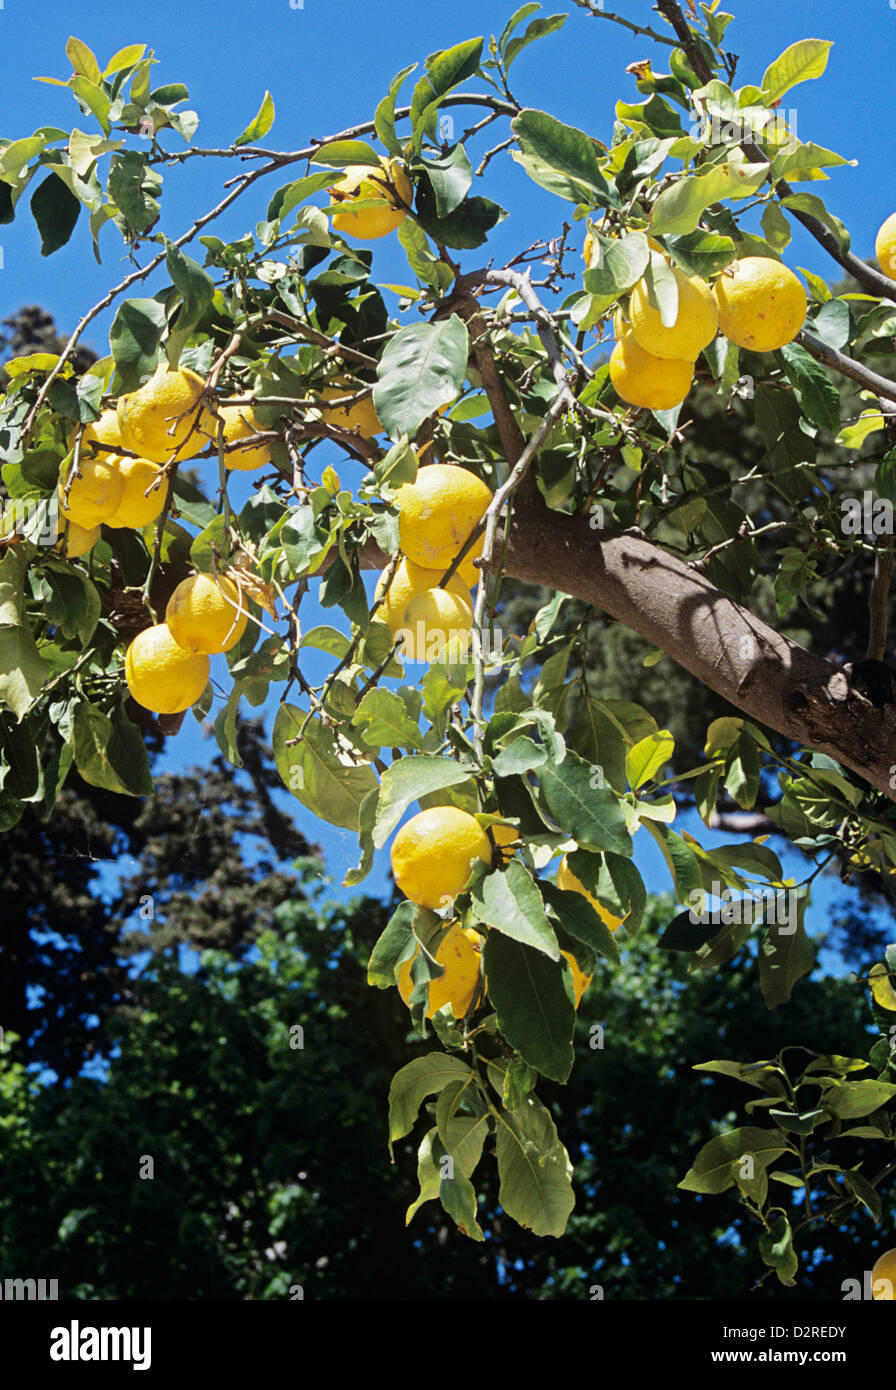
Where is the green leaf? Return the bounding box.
[693,1059,788,1097]
[679,1126,793,1194]
[781,193,850,251]
[822,1079,896,1120]
[761,39,832,103]
[109,297,166,393]
[665,229,735,278]
[842,1169,882,1223]
[650,159,769,236]
[351,687,423,751]
[165,239,215,364]
[71,703,153,796]
[234,91,275,148]
[30,174,81,255]
[66,36,102,84]
[758,1213,798,1287]
[0,626,51,720]
[409,38,484,149]
[388,1053,473,1143]
[511,108,616,206]
[537,749,632,857]
[70,77,111,135]
[311,139,382,169]
[272,706,378,831]
[583,230,649,300]
[484,932,575,1083]
[367,899,417,988]
[418,144,472,219]
[373,316,468,442]
[373,754,472,847]
[779,342,841,432]
[758,902,815,1009]
[108,150,162,234]
[413,190,506,250]
[493,1096,574,1236]
[103,44,147,76]
[374,63,417,158]
[541,879,621,965]
[471,859,559,957]
[626,729,674,789]
[504,13,567,69]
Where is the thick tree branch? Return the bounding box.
[798,332,896,405]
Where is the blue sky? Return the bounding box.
[2,0,895,946]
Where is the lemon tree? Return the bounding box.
[2,4,896,1274]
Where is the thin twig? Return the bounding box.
[570,0,677,46]
[867,537,894,661]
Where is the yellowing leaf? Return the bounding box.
[761,39,833,103]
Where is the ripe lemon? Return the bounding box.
[59,455,123,528]
[394,463,493,587]
[125,623,210,715]
[76,408,125,461]
[165,573,248,654]
[875,213,896,278]
[391,806,494,910]
[374,557,471,634]
[218,402,270,471]
[871,1248,896,1300]
[561,949,592,1008]
[713,257,806,352]
[330,159,412,240]
[105,458,169,529]
[117,365,212,464]
[868,962,896,1012]
[397,923,484,1019]
[489,822,519,854]
[60,519,101,558]
[609,334,693,410]
[398,588,474,663]
[558,855,625,932]
[316,382,382,438]
[629,268,718,361]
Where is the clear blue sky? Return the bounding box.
[2,0,893,942]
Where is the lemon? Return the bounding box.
[105,457,169,529]
[60,519,101,558]
[330,159,412,240]
[391,806,493,910]
[59,455,123,528]
[713,257,806,352]
[871,1248,896,1300]
[398,588,474,663]
[489,822,519,854]
[375,557,471,634]
[561,949,592,1008]
[397,924,485,1019]
[218,402,270,472]
[165,573,248,654]
[125,623,210,715]
[868,962,896,1012]
[316,382,382,438]
[609,334,693,410]
[394,463,493,587]
[629,268,719,361]
[875,213,896,278]
[76,408,125,461]
[558,855,625,932]
[117,365,212,464]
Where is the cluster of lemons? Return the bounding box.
[585,232,808,412]
[390,804,625,1019]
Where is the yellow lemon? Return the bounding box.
[868,962,896,1012]
[165,573,248,655]
[713,256,806,352]
[105,458,169,529]
[875,213,896,279]
[330,159,412,240]
[391,806,493,910]
[489,822,520,855]
[394,463,493,587]
[76,408,125,461]
[59,455,123,528]
[117,365,213,464]
[316,383,382,438]
[561,949,593,1008]
[218,402,270,472]
[60,519,101,558]
[871,1248,896,1300]
[398,588,474,663]
[629,267,719,361]
[609,334,693,410]
[125,623,210,715]
[558,855,625,932]
[397,924,485,1019]
[374,557,471,634]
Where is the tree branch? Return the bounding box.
[798,332,896,405]
[867,538,894,662]
[571,0,677,47]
